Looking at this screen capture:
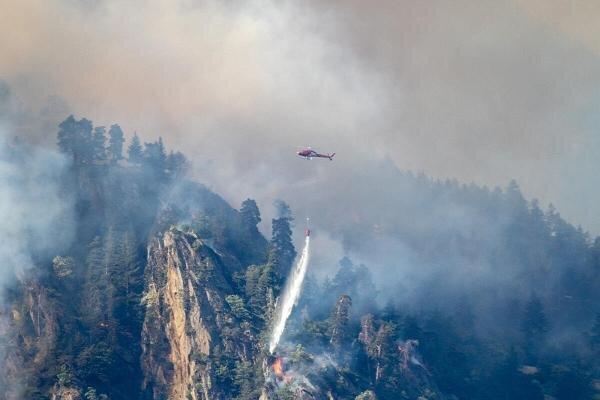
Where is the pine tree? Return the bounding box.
[225,295,250,320]
[144,138,166,167]
[328,258,377,315]
[92,126,107,162]
[127,133,143,164]
[57,115,77,155]
[268,200,296,282]
[329,294,352,351]
[57,115,94,165]
[372,322,395,383]
[359,314,376,356]
[487,348,544,400]
[165,150,188,178]
[256,264,278,320]
[107,124,125,164]
[143,137,167,179]
[233,360,259,400]
[240,199,261,229]
[521,295,549,359]
[83,236,109,330]
[245,264,275,320]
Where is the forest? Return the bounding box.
[0,115,598,399]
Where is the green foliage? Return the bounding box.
[225,294,250,320]
[485,349,544,400]
[522,296,549,339]
[240,199,261,228]
[76,342,115,384]
[356,390,377,400]
[92,126,107,162]
[143,137,167,178]
[275,386,295,400]
[329,294,352,350]
[10,114,599,400]
[166,150,189,178]
[127,133,143,164]
[245,264,277,320]
[298,319,329,345]
[57,364,72,386]
[57,115,94,164]
[192,214,214,240]
[290,344,313,365]
[84,387,98,400]
[324,258,377,316]
[52,255,74,278]
[268,200,296,281]
[233,360,260,400]
[521,295,549,360]
[107,124,125,163]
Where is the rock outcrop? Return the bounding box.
[141,229,254,400]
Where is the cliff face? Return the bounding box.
[141,229,256,400]
[0,170,271,400]
[2,280,60,400]
[3,119,599,400]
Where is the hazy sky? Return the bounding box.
[1,0,599,234]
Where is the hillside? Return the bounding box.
[0,116,598,399]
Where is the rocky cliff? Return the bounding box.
[141,229,258,400]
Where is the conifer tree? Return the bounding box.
[83,236,109,330]
[107,124,125,163]
[165,150,188,178]
[57,115,94,165]
[521,295,549,359]
[268,200,296,282]
[92,126,107,162]
[329,294,352,351]
[143,137,167,180]
[240,199,261,229]
[127,133,143,164]
[372,322,395,383]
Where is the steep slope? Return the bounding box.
[2,118,599,400]
[141,229,257,399]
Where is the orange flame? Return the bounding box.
[273,357,284,379]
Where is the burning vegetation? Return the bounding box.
[2,114,599,400]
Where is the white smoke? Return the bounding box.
[0,134,74,286]
[0,129,74,396]
[269,235,311,354]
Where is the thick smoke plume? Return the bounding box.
[0,133,74,291]
[0,128,74,395]
[1,1,599,316]
[0,0,598,369]
[0,0,599,232]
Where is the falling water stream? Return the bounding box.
[269,235,311,353]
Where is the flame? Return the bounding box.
[273,357,284,379]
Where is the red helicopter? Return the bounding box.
[297,147,335,161]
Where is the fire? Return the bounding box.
[270,356,294,384]
[273,357,284,379]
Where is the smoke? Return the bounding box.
[264,350,337,398]
[0,133,74,290]
[1,0,599,345]
[269,235,310,354]
[0,0,599,232]
[0,123,75,395]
